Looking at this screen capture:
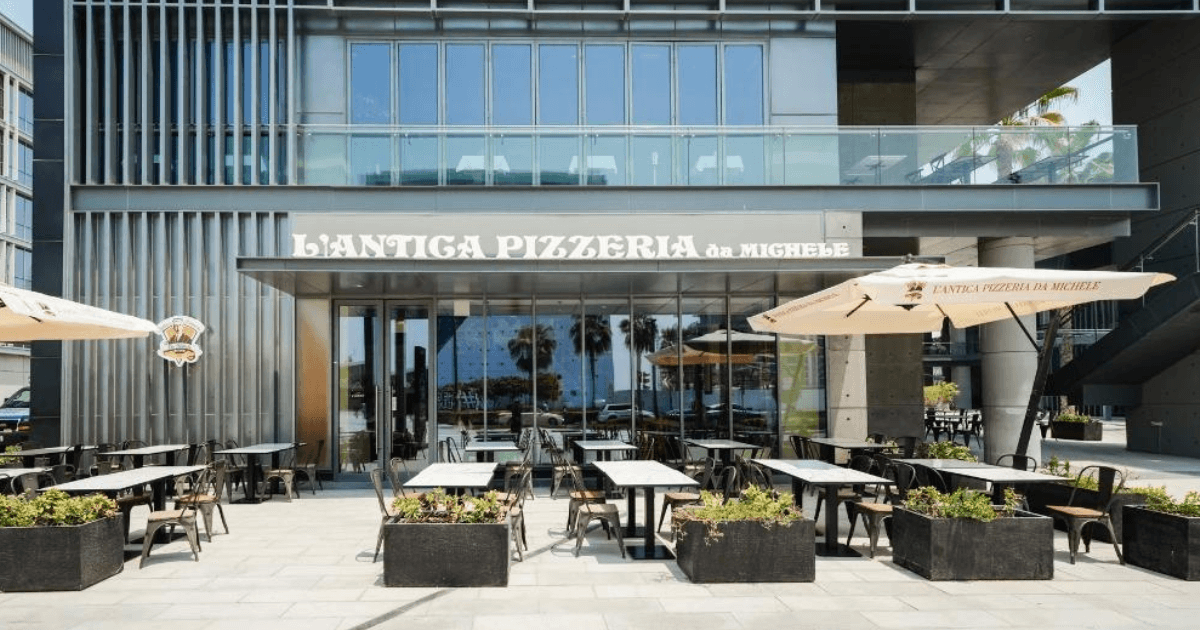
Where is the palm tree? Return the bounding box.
[507,324,557,403]
[994,85,1080,181]
[569,315,612,408]
[620,314,659,415]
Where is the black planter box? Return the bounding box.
[1123,506,1200,580]
[383,521,510,587]
[1051,421,1103,441]
[1025,483,1145,543]
[891,507,1053,580]
[674,519,815,583]
[0,517,125,591]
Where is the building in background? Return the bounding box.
[32,1,1200,472]
[0,10,30,399]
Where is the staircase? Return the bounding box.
[1045,210,1200,405]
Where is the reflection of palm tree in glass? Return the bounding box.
[994,85,1079,181]
[621,314,658,416]
[507,324,557,403]
[569,315,611,409]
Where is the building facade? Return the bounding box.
[0,12,31,399]
[35,1,1186,473]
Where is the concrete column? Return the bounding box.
[826,333,869,440]
[979,237,1039,464]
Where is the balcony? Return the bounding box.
[295,125,1138,188]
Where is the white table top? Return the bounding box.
[103,444,191,457]
[575,440,636,451]
[463,442,522,453]
[213,443,300,456]
[403,463,498,489]
[895,458,994,470]
[50,465,206,493]
[593,460,698,488]
[685,439,758,450]
[806,438,891,450]
[0,467,51,477]
[13,445,78,457]
[936,466,1065,484]
[754,459,891,485]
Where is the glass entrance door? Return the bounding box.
[335,302,430,477]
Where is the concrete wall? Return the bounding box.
[1128,348,1200,456]
[0,348,29,399]
[1112,20,1200,275]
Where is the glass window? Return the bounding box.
[225,41,236,124]
[538,44,578,125]
[678,45,718,126]
[585,45,625,125]
[492,44,532,125]
[15,195,31,242]
[259,41,270,124]
[493,136,532,186]
[584,136,626,186]
[351,43,391,124]
[18,90,31,135]
[399,44,439,125]
[446,44,486,125]
[724,45,764,126]
[632,45,670,125]
[400,136,439,185]
[538,136,580,185]
[17,142,32,187]
[446,136,487,185]
[14,249,31,290]
[351,136,393,186]
[631,136,672,185]
[242,41,254,124]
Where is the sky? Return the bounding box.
[0,0,30,34]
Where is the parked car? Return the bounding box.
[599,403,654,422]
[0,386,30,433]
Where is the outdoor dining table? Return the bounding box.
[806,437,892,464]
[0,466,50,491]
[684,438,758,467]
[897,458,1064,503]
[573,440,636,463]
[16,445,94,468]
[463,441,521,463]
[403,462,498,493]
[101,444,190,468]
[592,460,698,560]
[49,465,206,511]
[212,442,301,504]
[755,458,891,557]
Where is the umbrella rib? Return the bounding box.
[1004,302,1041,351]
[845,296,871,319]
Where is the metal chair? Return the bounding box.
[174,461,230,542]
[141,472,203,569]
[294,439,324,494]
[955,413,984,448]
[1045,465,1126,565]
[261,446,299,501]
[995,453,1038,471]
[657,457,714,532]
[370,468,401,562]
[845,461,919,558]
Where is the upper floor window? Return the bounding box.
[347,40,765,127]
[14,195,31,242]
[16,142,31,187]
[17,89,31,135]
[13,248,30,290]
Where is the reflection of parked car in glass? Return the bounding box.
[0,386,30,433]
[599,403,654,422]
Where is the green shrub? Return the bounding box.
[903,486,1019,522]
[0,489,118,528]
[0,444,20,466]
[923,382,959,408]
[1054,412,1091,424]
[1142,488,1200,517]
[391,488,507,524]
[919,440,978,462]
[675,485,802,526]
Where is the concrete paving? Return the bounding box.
[4,422,1200,630]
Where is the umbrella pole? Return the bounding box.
[1014,309,1064,459]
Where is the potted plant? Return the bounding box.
[383,488,510,587]
[0,489,124,591]
[1050,410,1103,441]
[892,487,1054,580]
[918,440,977,462]
[672,486,814,583]
[1024,457,1148,543]
[1123,488,1200,580]
[923,382,959,410]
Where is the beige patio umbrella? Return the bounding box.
[748,262,1174,457]
[645,344,757,367]
[749,263,1174,337]
[0,284,159,341]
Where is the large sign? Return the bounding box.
[290,213,853,261]
[156,316,205,367]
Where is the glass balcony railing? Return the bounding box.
[295,124,1138,188]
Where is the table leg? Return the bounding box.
[230,454,263,504]
[625,488,637,537]
[133,455,145,469]
[816,483,861,557]
[627,485,674,560]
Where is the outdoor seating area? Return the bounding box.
[2,422,1200,629]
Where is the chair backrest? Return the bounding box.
[789,435,804,458]
[848,454,877,475]
[637,436,656,460]
[209,460,228,501]
[718,466,740,503]
[895,436,922,459]
[50,464,74,484]
[190,442,210,466]
[995,453,1037,471]
[122,439,147,450]
[889,461,919,502]
[916,466,949,493]
[369,468,392,517]
[1069,465,1126,513]
[802,439,822,461]
[386,458,407,498]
